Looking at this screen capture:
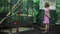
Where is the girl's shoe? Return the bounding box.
[42,30,47,33]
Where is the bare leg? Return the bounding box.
[40,24,45,30]
[42,24,49,33]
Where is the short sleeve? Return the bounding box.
[45,8,49,14]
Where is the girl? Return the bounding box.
[40,2,50,33]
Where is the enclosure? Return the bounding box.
[0,0,59,27]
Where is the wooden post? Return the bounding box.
[16,13,20,34]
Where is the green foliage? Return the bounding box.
[0,0,4,4]
[56,0,60,23]
[0,0,60,25]
[0,0,11,24]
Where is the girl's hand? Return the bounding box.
[49,16,51,18]
[48,15,51,18]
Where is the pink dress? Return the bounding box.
[43,8,49,24]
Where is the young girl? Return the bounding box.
[40,2,50,33]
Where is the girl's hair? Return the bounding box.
[44,2,49,8]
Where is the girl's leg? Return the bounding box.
[46,24,49,30]
[40,24,45,30]
[47,24,49,29]
[43,24,49,33]
[45,24,48,31]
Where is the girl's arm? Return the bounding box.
[48,12,50,18]
[45,11,50,18]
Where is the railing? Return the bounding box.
[0,0,23,24]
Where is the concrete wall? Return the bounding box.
[39,0,56,10]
